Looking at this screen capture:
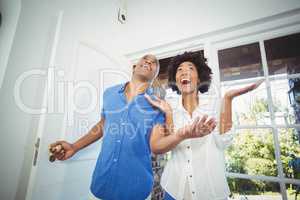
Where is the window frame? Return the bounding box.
[211,30,300,200]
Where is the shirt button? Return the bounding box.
[116,140,121,143]
[187,146,190,149]
[192,191,195,195]
[121,122,125,125]
[113,158,118,162]
[189,175,192,178]
[187,160,190,163]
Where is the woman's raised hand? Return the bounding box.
[224,79,264,100]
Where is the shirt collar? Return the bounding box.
[118,82,154,95]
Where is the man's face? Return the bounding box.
[133,54,159,82]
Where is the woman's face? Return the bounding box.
[175,61,199,94]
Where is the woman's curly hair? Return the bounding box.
[168,51,213,94]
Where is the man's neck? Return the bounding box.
[125,78,150,102]
[182,91,198,117]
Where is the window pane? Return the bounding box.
[218,43,264,81]
[228,178,282,200]
[221,81,271,126]
[270,78,300,125]
[265,32,300,76]
[278,128,300,180]
[286,183,300,200]
[225,129,278,177]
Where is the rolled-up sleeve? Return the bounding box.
[100,88,109,119]
[100,106,106,119]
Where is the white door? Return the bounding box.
[25,10,130,200]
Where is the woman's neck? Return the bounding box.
[182,91,199,117]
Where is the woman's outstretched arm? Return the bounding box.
[220,96,233,134]
[220,79,264,134]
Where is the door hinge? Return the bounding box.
[33,137,40,166]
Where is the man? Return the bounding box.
[50,54,216,200]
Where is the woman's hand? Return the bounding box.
[178,115,216,139]
[224,79,264,100]
[145,94,173,114]
[219,79,264,134]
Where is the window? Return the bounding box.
[265,33,300,76]
[227,178,281,199]
[270,79,297,125]
[218,32,300,200]
[225,128,277,177]
[221,81,271,126]
[218,43,264,81]
[278,128,300,179]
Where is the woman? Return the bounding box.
[146,51,263,200]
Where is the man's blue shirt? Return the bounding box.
[90,83,165,200]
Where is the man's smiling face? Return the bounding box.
[133,54,159,82]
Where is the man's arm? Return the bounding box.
[144,94,216,154]
[150,124,183,155]
[150,110,181,154]
[50,117,105,160]
[72,118,105,152]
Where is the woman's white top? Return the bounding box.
[161,93,235,200]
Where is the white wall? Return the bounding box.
[1,0,300,200]
[0,0,21,89]
[52,0,300,55]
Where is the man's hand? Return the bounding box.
[177,115,217,139]
[49,118,104,162]
[49,141,77,161]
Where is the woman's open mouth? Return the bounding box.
[180,78,191,85]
